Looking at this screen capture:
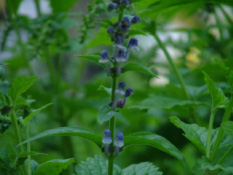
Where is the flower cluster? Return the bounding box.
[99,1,141,76]
[102,130,124,156]
[109,82,134,109]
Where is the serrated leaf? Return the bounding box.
[24,103,52,125]
[9,76,37,103]
[33,158,74,175]
[97,105,117,124]
[130,95,209,110]
[124,132,184,161]
[203,72,228,111]
[122,162,163,175]
[17,127,102,148]
[75,155,121,175]
[170,116,208,154]
[124,63,157,77]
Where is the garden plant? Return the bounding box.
[1,0,233,175]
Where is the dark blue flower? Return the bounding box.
[108,3,118,10]
[99,50,110,64]
[114,132,124,147]
[116,49,127,63]
[131,16,141,24]
[119,24,130,32]
[117,99,126,108]
[118,82,126,90]
[115,36,124,45]
[120,0,129,5]
[102,129,112,144]
[125,88,134,97]
[122,16,130,25]
[107,26,116,34]
[128,38,138,48]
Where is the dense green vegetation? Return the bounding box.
[1,0,233,174]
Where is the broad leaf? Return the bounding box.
[131,95,208,110]
[18,127,102,148]
[122,162,163,175]
[17,151,47,158]
[9,76,37,103]
[124,63,157,77]
[203,72,227,111]
[78,55,100,65]
[97,105,117,124]
[124,132,184,161]
[75,155,121,175]
[129,30,147,36]
[49,0,79,13]
[170,116,208,154]
[222,121,233,136]
[24,103,52,125]
[0,81,9,96]
[33,158,74,175]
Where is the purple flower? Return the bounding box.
[120,0,129,5]
[116,49,127,63]
[102,129,112,144]
[108,3,118,10]
[119,24,130,32]
[125,88,134,97]
[107,26,116,34]
[117,99,126,108]
[122,16,130,25]
[115,36,124,45]
[115,132,124,147]
[131,16,141,24]
[128,38,138,48]
[118,82,126,90]
[99,50,110,64]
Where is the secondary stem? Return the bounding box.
[217,146,233,164]
[211,96,233,160]
[27,127,32,175]
[206,109,215,158]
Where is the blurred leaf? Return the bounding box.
[131,95,208,110]
[78,55,100,65]
[17,151,47,158]
[0,81,9,96]
[170,116,208,154]
[122,162,163,175]
[24,103,52,125]
[124,63,157,77]
[18,127,102,148]
[9,76,37,103]
[33,158,74,175]
[129,29,147,36]
[97,105,117,124]
[124,132,184,161]
[98,85,112,95]
[222,121,233,136]
[203,72,228,111]
[49,0,79,13]
[75,155,121,175]
[6,0,22,15]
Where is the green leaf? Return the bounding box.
[130,95,209,110]
[124,63,157,77]
[18,127,102,148]
[9,76,37,103]
[0,81,9,96]
[49,0,79,13]
[97,105,117,124]
[203,72,228,111]
[122,162,163,175]
[24,103,52,125]
[17,151,47,158]
[124,132,184,161]
[75,155,121,175]
[78,55,100,65]
[33,158,74,175]
[215,59,233,93]
[129,29,147,36]
[6,0,22,15]
[170,116,208,154]
[222,121,233,136]
[98,85,112,95]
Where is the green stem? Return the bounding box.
[214,11,223,41]
[108,76,117,175]
[218,5,233,25]
[27,126,32,175]
[34,0,42,17]
[211,96,233,160]
[206,109,215,158]
[217,146,233,164]
[153,33,190,99]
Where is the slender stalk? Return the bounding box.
[217,146,233,164]
[206,110,215,158]
[154,33,190,100]
[214,11,223,41]
[218,5,233,25]
[27,127,32,175]
[34,0,42,17]
[211,96,233,160]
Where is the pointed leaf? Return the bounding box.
[18,127,102,148]
[77,55,100,65]
[124,132,184,161]
[122,162,163,175]
[9,76,37,103]
[222,121,233,136]
[97,105,117,124]
[75,155,121,175]
[33,158,74,175]
[203,72,228,111]
[124,63,157,77]
[24,103,52,125]
[17,151,47,158]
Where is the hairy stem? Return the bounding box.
[211,96,233,160]
[206,110,215,158]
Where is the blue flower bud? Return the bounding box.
[125,88,134,97]
[118,82,126,90]
[115,132,124,147]
[108,3,118,10]
[107,26,116,33]
[128,38,138,48]
[115,36,124,45]
[122,16,130,25]
[120,0,129,5]
[131,16,141,24]
[117,99,126,108]
[119,24,130,32]
[99,50,110,64]
[102,129,112,144]
[116,49,127,63]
